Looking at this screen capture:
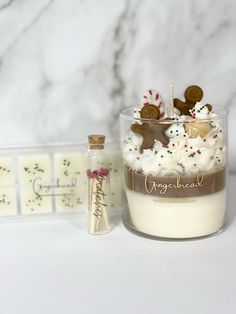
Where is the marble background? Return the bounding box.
[0,0,235,170]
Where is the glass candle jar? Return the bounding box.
[120,106,228,240]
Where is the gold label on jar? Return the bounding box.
[125,167,225,198]
[145,174,204,195]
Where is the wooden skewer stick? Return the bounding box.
[169,84,174,118]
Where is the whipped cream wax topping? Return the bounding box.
[122,86,226,176]
[189,102,216,119]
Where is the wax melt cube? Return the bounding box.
[53,152,87,213]
[54,187,85,213]
[54,152,86,183]
[18,154,52,185]
[0,187,17,216]
[108,150,123,209]
[0,155,15,186]
[20,187,53,215]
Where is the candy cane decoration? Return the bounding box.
[142,89,165,117]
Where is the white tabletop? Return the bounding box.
[0,176,235,314]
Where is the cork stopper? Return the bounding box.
[88,134,105,149]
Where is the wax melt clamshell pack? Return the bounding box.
[0,142,122,221]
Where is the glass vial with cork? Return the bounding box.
[86,135,111,234]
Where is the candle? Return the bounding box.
[120,85,227,239]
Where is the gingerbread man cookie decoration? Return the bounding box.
[174,85,204,115]
[131,121,169,152]
[131,90,169,152]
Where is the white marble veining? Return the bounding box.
[0,0,235,170]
